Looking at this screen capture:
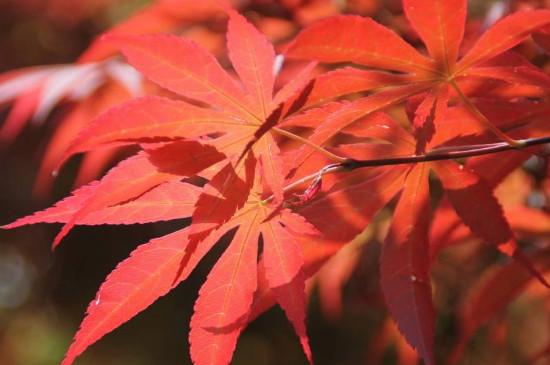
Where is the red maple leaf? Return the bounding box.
[4,6,329,365]
[284,0,550,163]
[4,1,550,364]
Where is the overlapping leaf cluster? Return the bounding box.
[4,0,550,364]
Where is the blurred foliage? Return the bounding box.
[1,0,550,364]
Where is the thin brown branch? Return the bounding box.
[344,136,549,169]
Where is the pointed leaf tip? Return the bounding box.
[404,0,466,71]
[226,5,275,119]
[511,248,550,289]
[381,164,435,365]
[285,15,434,74]
[109,33,255,120]
[190,213,260,365]
[261,212,313,364]
[52,223,72,249]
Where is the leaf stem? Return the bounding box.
[448,79,525,147]
[272,127,348,163]
[261,163,347,205]
[261,135,550,206]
